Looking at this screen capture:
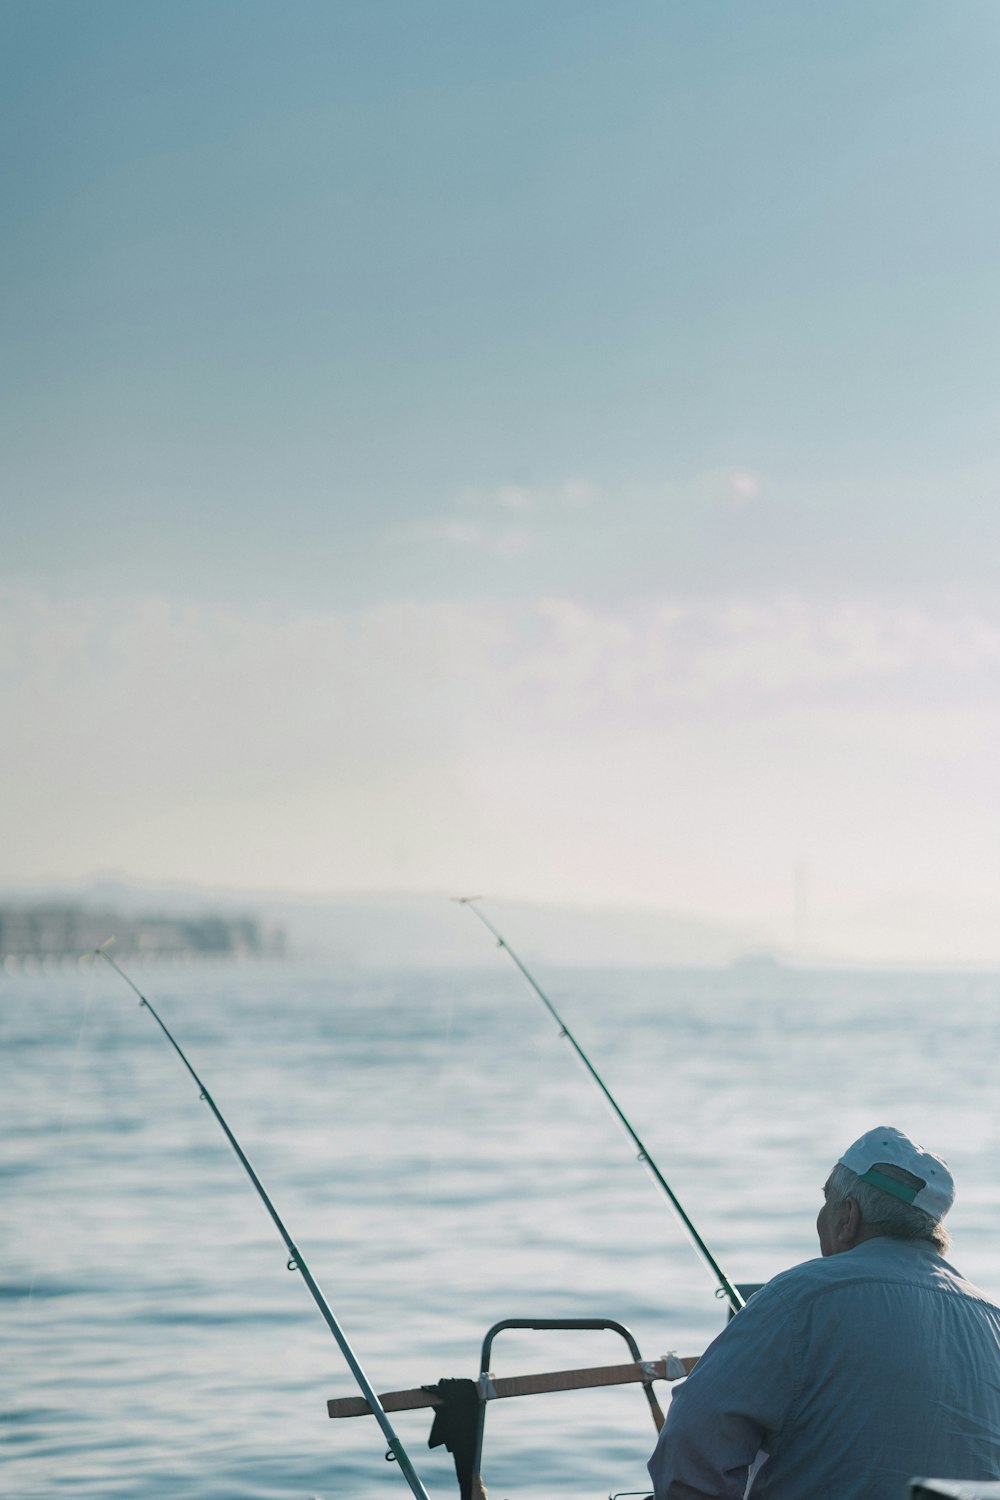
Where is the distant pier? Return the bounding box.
[0,903,286,964]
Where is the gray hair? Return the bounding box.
[826,1161,950,1253]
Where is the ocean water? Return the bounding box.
[5,957,1000,1500]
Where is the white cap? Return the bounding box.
[839,1125,954,1223]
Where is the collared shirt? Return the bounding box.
[648,1237,1000,1500]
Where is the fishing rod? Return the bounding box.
[90,942,434,1500]
[456,900,745,1316]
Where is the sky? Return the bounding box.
[4,1,1000,962]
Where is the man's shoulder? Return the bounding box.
[745,1251,841,1309]
[751,1239,999,1314]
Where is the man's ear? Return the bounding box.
[838,1196,864,1248]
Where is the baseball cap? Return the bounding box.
[839,1125,954,1223]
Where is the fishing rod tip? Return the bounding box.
[450,894,482,904]
[80,936,116,960]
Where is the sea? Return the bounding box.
[4,957,1000,1500]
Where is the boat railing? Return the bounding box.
[328,1315,698,1498]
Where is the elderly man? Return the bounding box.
[648,1126,1000,1500]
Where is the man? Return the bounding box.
[648,1126,1000,1499]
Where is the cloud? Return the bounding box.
[671,466,766,515]
[398,517,533,555]
[383,478,596,555]
[728,470,761,504]
[456,480,595,514]
[508,594,1000,720]
[6,589,999,770]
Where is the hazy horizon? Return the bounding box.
[3,871,998,971]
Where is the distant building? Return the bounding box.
[0,904,286,961]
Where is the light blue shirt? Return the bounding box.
[648,1238,1000,1500]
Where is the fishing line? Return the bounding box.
[89,942,434,1500]
[456,899,745,1316]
